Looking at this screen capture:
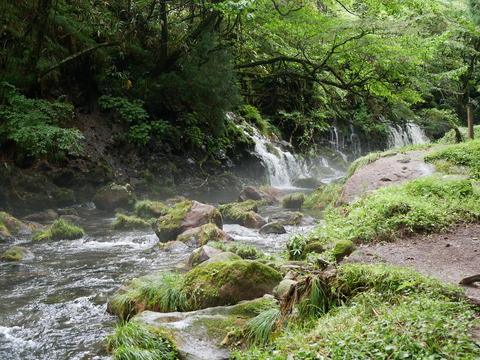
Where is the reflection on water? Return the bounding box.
[0,199,322,359]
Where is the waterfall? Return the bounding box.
[238,121,306,188]
[387,122,429,149]
[329,126,348,162]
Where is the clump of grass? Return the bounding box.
[106,322,178,360]
[218,200,259,224]
[31,219,85,241]
[111,214,152,230]
[303,182,344,209]
[244,307,282,345]
[207,241,265,260]
[108,271,188,320]
[312,174,480,244]
[425,139,480,178]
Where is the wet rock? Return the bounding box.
[293,177,324,188]
[188,245,223,267]
[259,221,286,235]
[282,193,305,209]
[332,240,356,263]
[162,241,189,253]
[237,186,284,205]
[177,223,232,248]
[1,246,34,262]
[92,182,137,211]
[268,211,316,226]
[59,215,81,223]
[304,241,325,254]
[218,200,267,229]
[31,219,85,241]
[183,260,282,309]
[200,252,242,265]
[273,279,297,300]
[155,201,223,243]
[0,231,15,243]
[23,209,59,222]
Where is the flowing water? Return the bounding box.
[0,200,322,360]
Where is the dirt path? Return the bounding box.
[348,223,480,301]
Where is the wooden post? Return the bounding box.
[467,104,474,140]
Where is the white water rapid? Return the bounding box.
[387,122,429,149]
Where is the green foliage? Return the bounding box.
[111,214,152,230]
[106,322,178,360]
[0,82,83,160]
[98,95,169,146]
[108,271,188,320]
[424,139,480,177]
[244,308,282,345]
[303,182,344,209]
[286,234,308,260]
[32,219,85,241]
[218,200,259,225]
[314,174,480,244]
[234,264,480,360]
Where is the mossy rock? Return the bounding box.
[304,241,326,254]
[111,214,152,230]
[134,200,169,219]
[218,201,266,229]
[237,186,284,204]
[332,240,356,263]
[273,279,297,300]
[200,252,242,266]
[0,246,31,262]
[32,219,86,241]
[183,260,282,309]
[93,182,137,211]
[155,201,222,243]
[282,193,305,209]
[188,245,223,267]
[0,212,28,235]
[259,221,286,235]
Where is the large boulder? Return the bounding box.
[183,260,282,309]
[188,245,224,267]
[177,223,233,248]
[23,209,58,222]
[293,177,324,188]
[218,200,266,229]
[282,193,305,209]
[92,182,137,211]
[237,186,284,205]
[154,201,222,243]
[259,221,286,235]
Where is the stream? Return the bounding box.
[0,196,321,360]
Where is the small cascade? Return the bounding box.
[238,121,307,188]
[329,126,348,162]
[387,122,429,149]
[349,124,362,159]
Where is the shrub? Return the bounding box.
[0,82,83,160]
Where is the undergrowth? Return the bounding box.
[311,174,480,244]
[233,263,480,360]
[106,321,178,360]
[206,241,265,260]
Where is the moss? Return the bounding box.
[207,241,265,260]
[282,193,305,209]
[197,223,225,246]
[111,214,152,230]
[218,200,260,226]
[183,260,282,309]
[346,151,382,178]
[155,200,194,241]
[332,240,356,262]
[304,182,344,209]
[0,212,24,234]
[1,246,27,262]
[304,241,325,254]
[32,219,85,241]
[134,200,169,219]
[230,297,278,318]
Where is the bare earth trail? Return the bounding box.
[339,147,480,302]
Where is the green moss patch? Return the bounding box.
[183,260,282,309]
[0,212,25,235]
[1,246,28,262]
[154,200,194,241]
[111,214,152,230]
[281,193,305,209]
[134,200,169,219]
[218,200,259,226]
[32,219,85,241]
